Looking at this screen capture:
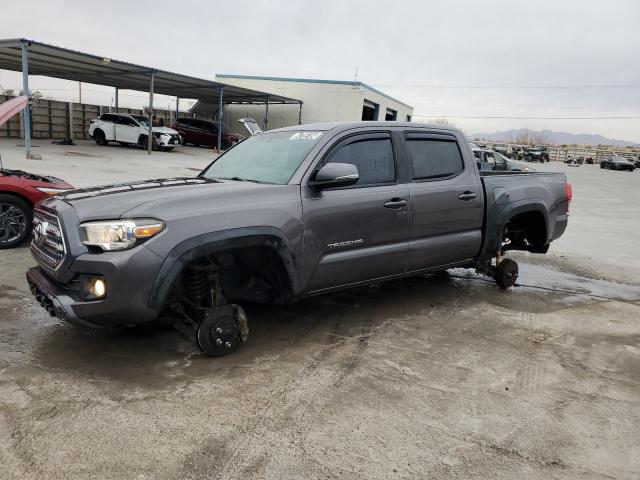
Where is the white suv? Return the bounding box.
[89,113,182,151]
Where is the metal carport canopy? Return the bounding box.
[0,38,300,104]
[0,38,301,157]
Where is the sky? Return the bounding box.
[1,0,639,141]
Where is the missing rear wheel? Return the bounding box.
[495,258,519,289]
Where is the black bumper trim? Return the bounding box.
[26,267,99,328]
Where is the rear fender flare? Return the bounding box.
[484,200,550,255]
[148,227,299,309]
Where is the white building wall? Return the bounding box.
[212,76,413,134]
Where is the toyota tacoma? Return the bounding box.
[26,122,571,356]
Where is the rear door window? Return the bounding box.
[199,120,216,132]
[100,114,117,123]
[116,116,137,126]
[324,134,396,186]
[405,137,464,180]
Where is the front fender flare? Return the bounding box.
[147,227,299,309]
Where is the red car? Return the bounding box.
[171,117,243,149]
[0,169,73,248]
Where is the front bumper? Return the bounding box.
[27,199,168,328]
[27,244,164,328]
[155,133,182,148]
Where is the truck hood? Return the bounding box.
[50,177,276,221]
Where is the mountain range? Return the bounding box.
[470,129,639,147]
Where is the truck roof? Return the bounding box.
[270,121,462,135]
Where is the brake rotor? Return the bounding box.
[495,258,519,289]
[196,305,245,357]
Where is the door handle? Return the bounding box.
[384,198,408,209]
[458,191,477,201]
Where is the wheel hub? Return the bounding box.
[196,305,245,357]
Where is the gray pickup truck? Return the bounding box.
[26,122,571,356]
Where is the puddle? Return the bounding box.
[451,263,640,303]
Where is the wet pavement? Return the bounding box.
[1,152,639,479]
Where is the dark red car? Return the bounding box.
[0,169,73,248]
[171,117,242,149]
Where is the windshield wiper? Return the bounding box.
[230,176,258,183]
[214,177,263,183]
[215,176,275,184]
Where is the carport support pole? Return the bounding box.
[298,101,302,125]
[217,86,224,152]
[175,97,179,121]
[264,95,270,131]
[114,88,119,112]
[21,41,31,159]
[148,71,155,155]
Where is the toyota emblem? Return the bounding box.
[33,220,48,244]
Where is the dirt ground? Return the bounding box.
[1,139,639,479]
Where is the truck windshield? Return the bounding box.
[200,131,324,184]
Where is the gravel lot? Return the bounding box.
[1,139,639,479]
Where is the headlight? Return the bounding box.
[79,219,165,251]
[35,187,72,195]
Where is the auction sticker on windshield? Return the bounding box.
[290,132,323,140]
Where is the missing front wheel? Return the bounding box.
[196,304,249,357]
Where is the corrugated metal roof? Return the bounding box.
[0,39,301,105]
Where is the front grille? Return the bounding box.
[30,209,66,270]
[168,134,180,145]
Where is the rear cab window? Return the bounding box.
[404,134,464,180]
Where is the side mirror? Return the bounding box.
[309,163,359,188]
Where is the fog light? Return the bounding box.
[87,278,106,299]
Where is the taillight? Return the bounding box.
[565,182,572,210]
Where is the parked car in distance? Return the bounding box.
[171,118,242,149]
[510,146,527,160]
[473,148,536,172]
[525,146,550,163]
[89,113,182,151]
[0,169,72,248]
[26,121,570,357]
[493,144,509,157]
[600,155,635,171]
[238,118,262,136]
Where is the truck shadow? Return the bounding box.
[29,266,608,389]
